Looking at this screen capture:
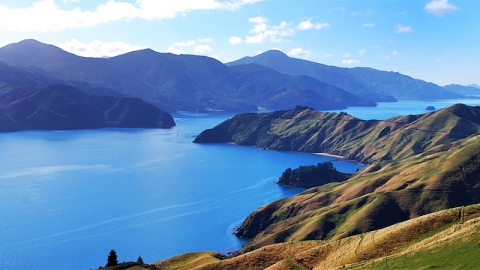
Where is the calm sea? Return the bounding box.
[0,99,479,269]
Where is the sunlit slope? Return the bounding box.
[233,133,480,252]
[151,204,480,270]
[194,104,480,163]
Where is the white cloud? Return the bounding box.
[341,59,359,65]
[425,0,458,16]
[0,0,261,32]
[245,17,294,44]
[395,24,412,33]
[197,38,214,43]
[53,39,147,57]
[362,23,375,28]
[167,40,196,54]
[167,38,215,54]
[229,36,243,45]
[287,48,311,57]
[297,19,330,30]
[194,44,213,53]
[358,49,366,56]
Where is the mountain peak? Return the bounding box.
[0,39,77,66]
[257,49,289,58]
[226,50,293,69]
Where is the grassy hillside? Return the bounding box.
[194,104,480,163]
[105,104,480,269]
[138,204,480,269]
[234,133,480,252]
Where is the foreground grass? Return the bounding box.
[145,204,480,270]
[350,224,480,269]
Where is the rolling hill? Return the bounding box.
[151,203,480,269]
[227,50,462,101]
[133,106,480,269]
[194,104,480,163]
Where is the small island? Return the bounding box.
[277,161,351,188]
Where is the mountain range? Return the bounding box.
[0,39,467,119]
[444,84,480,96]
[0,39,375,113]
[227,50,463,101]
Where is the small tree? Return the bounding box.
[106,249,118,267]
[137,256,144,264]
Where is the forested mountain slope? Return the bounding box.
[227,50,462,101]
[0,40,375,112]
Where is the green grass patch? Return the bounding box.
[349,225,480,269]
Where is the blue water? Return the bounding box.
[1,99,479,269]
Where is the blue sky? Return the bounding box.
[0,0,478,86]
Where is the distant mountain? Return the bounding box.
[0,59,175,131]
[227,50,463,101]
[194,103,480,163]
[0,84,175,132]
[0,40,375,113]
[444,84,480,96]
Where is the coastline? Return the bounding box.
[313,152,346,160]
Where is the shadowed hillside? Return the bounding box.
[0,84,175,131]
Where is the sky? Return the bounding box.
[0,0,478,86]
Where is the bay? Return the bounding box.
[0,113,362,269]
[1,98,479,269]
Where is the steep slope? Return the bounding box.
[0,84,175,131]
[233,133,480,252]
[194,104,480,163]
[228,64,374,110]
[227,50,462,101]
[0,60,52,88]
[149,204,480,270]
[0,40,374,112]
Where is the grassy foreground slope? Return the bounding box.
[151,204,480,269]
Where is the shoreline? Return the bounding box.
[313,152,346,160]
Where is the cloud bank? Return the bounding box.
[53,39,147,57]
[0,0,261,32]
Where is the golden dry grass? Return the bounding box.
[148,204,480,270]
